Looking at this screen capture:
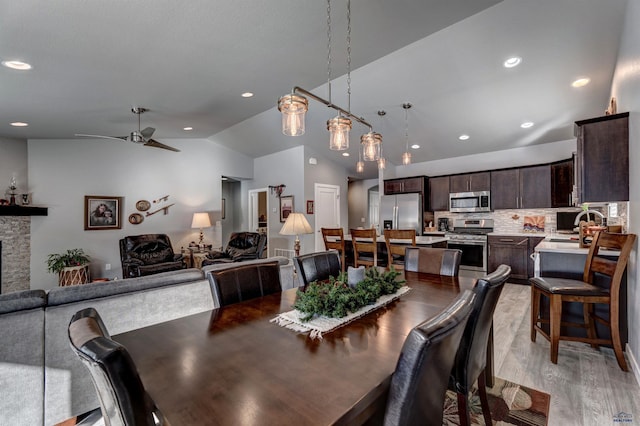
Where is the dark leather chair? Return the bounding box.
[119,234,184,278]
[202,232,267,266]
[530,231,636,371]
[208,261,281,306]
[68,307,168,426]
[294,251,342,287]
[449,264,511,426]
[384,289,475,426]
[404,246,462,276]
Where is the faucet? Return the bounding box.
[574,210,605,225]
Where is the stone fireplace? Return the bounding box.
[0,216,31,293]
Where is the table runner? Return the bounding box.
[271,286,411,339]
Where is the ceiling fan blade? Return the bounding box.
[75,134,128,141]
[140,127,155,139]
[144,139,180,152]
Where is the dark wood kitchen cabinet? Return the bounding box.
[491,165,551,209]
[384,176,425,195]
[428,176,450,211]
[488,235,529,281]
[551,158,574,207]
[490,169,519,209]
[575,112,629,203]
[449,172,490,193]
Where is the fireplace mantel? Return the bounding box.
[0,206,48,216]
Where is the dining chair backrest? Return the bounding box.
[208,261,281,306]
[404,246,462,276]
[321,228,346,271]
[384,289,475,426]
[68,307,167,426]
[384,229,416,270]
[582,231,636,288]
[350,228,378,267]
[294,251,342,286]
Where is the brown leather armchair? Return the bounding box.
[202,232,267,266]
[119,234,185,278]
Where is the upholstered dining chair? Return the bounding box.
[449,264,511,426]
[207,260,281,307]
[383,229,416,270]
[404,246,462,276]
[530,231,636,371]
[384,290,476,426]
[350,228,378,268]
[321,228,346,273]
[294,251,342,287]
[68,307,169,426]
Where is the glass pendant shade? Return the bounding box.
[402,151,412,165]
[356,160,364,173]
[361,132,382,161]
[378,157,386,169]
[278,94,308,136]
[327,116,351,151]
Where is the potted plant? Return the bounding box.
[46,248,91,286]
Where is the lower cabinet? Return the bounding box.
[488,235,544,283]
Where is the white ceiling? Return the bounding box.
[0,0,629,179]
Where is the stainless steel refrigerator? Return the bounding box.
[379,193,422,235]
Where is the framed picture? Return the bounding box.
[221,198,226,220]
[279,195,294,222]
[84,195,123,230]
[306,200,314,215]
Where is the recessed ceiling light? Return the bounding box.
[241,92,254,98]
[503,57,522,68]
[458,134,470,141]
[571,77,591,88]
[183,127,193,131]
[342,152,350,157]
[520,121,534,128]
[10,121,28,127]
[411,144,420,149]
[2,60,32,70]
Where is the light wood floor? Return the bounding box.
[493,283,640,425]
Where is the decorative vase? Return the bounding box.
[58,264,90,286]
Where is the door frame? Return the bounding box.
[248,188,269,256]
[314,183,340,252]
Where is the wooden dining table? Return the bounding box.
[114,272,478,425]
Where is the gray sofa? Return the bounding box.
[0,257,295,426]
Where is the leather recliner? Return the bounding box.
[119,234,185,278]
[202,232,267,266]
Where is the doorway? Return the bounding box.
[249,188,269,256]
[314,183,340,252]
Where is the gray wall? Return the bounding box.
[611,0,640,377]
[348,178,378,230]
[28,137,253,289]
[0,137,28,198]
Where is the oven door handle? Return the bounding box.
[448,240,486,246]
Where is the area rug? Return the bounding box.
[443,377,550,426]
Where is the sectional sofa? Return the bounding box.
[0,256,294,426]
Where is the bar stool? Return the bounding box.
[321,228,346,273]
[350,228,378,268]
[530,231,636,371]
[384,229,416,271]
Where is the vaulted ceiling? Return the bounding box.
[0,0,629,178]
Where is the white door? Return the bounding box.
[314,183,340,252]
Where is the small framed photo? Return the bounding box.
[306,200,314,215]
[280,195,294,222]
[84,195,123,230]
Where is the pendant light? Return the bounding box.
[378,146,386,169]
[402,103,412,165]
[356,145,364,173]
[361,131,382,161]
[278,94,308,136]
[327,0,351,151]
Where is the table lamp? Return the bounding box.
[279,212,313,257]
[191,212,212,246]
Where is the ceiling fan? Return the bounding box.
[75,107,180,152]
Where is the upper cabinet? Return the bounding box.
[449,172,490,193]
[491,165,551,210]
[384,176,426,195]
[575,112,629,203]
[428,176,450,211]
[551,159,574,207]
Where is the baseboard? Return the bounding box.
[627,343,640,386]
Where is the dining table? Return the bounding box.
[114,272,480,425]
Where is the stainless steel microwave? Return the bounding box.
[449,191,491,213]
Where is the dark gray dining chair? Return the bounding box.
[294,250,342,286]
[404,246,463,276]
[68,307,169,426]
[449,264,511,426]
[384,289,476,426]
[207,260,281,306]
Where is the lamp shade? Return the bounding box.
[278,94,308,136]
[361,132,382,161]
[279,213,313,236]
[191,212,212,229]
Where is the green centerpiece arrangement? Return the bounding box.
[293,267,405,322]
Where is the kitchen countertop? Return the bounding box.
[534,235,620,256]
[338,235,448,245]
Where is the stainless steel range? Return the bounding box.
[446,218,493,273]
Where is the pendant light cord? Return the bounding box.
[346,0,351,113]
[327,0,332,105]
